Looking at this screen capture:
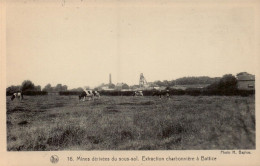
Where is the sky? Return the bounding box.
[6,0,258,89]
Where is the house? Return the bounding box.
[236,72,255,90]
[153,86,167,90]
[96,84,114,91]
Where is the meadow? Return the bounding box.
[6,95,255,151]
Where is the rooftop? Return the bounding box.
[236,72,255,81]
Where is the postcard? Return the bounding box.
[1,0,260,165]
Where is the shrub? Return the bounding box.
[21,80,35,92]
[59,91,82,96]
[206,74,238,95]
[185,88,202,96]
[100,90,134,96]
[23,91,48,96]
[6,86,21,96]
[168,89,186,95]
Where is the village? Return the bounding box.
[6,72,255,97]
[94,72,255,92]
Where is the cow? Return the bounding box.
[133,91,143,96]
[79,91,87,101]
[79,90,100,101]
[152,90,170,99]
[11,92,23,101]
[93,91,100,98]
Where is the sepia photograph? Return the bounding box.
[1,0,260,165]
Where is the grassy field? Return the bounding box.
[6,95,255,151]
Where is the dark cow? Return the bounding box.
[79,90,100,101]
[79,91,87,101]
[152,90,170,99]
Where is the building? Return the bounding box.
[95,84,114,91]
[115,83,124,90]
[236,72,255,90]
[153,86,167,90]
[109,73,112,85]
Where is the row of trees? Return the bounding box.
[6,75,224,94]
[112,76,221,89]
[6,74,251,96]
[152,76,221,87]
[6,80,68,94]
[6,80,41,94]
[42,84,68,92]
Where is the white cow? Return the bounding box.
[133,91,143,96]
[79,90,100,101]
[93,91,100,99]
[11,92,23,101]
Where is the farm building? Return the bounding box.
[236,72,255,90]
[99,85,110,90]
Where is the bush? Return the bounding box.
[206,74,238,95]
[6,86,21,96]
[6,90,47,96]
[185,88,202,96]
[21,80,35,92]
[237,90,255,97]
[59,91,82,96]
[23,91,48,96]
[100,90,134,96]
[168,89,186,95]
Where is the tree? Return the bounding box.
[21,80,35,92]
[218,74,237,91]
[35,85,41,91]
[130,85,140,89]
[163,80,170,87]
[6,85,21,95]
[70,87,84,92]
[62,85,68,91]
[55,84,63,92]
[43,84,52,92]
[108,83,115,89]
[154,80,165,87]
[122,83,129,89]
[84,86,90,90]
[207,74,237,95]
[173,76,221,85]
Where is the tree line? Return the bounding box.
[151,76,221,87]
[6,80,68,95]
[6,74,254,96]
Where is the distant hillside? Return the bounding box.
[152,76,221,87]
[174,76,221,85]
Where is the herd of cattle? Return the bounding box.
[10,89,170,101]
